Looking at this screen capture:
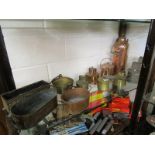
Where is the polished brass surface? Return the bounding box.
[114,72,126,91]
[97,77,110,91]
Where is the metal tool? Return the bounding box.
[48,99,110,130]
[89,118,102,135]
[48,88,136,130]
[93,112,102,122]
[96,116,109,134]
[101,120,114,135]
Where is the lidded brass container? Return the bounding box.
[76,75,89,89]
[51,74,74,94]
[114,72,126,91]
[97,77,110,91]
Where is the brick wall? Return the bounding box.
[0,20,150,88]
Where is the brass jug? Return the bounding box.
[114,72,126,92]
[76,75,89,89]
[97,77,110,91]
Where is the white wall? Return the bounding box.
[0,20,150,88]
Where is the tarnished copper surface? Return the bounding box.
[100,59,114,77]
[86,67,99,84]
[61,88,90,118]
[112,36,128,74]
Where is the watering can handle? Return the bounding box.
[51,74,63,83]
[100,58,112,69]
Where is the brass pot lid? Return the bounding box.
[52,74,73,85]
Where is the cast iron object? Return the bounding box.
[89,118,102,135]
[101,120,114,135]
[96,117,109,134]
[93,112,102,122]
[61,88,90,118]
[48,99,110,130]
[10,88,57,130]
[51,74,74,94]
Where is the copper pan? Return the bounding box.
[61,88,90,118]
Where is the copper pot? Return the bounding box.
[61,88,90,118]
[86,67,99,84]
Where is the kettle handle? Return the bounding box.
[100,58,112,69]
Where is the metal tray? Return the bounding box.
[11,87,57,129]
